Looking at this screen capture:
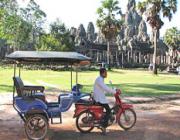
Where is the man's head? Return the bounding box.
[100,68,107,78]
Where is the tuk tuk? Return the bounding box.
[6,51,91,140]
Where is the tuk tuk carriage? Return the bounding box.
[6,51,92,140]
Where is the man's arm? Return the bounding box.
[97,78,116,94]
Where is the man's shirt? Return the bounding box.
[93,76,116,104]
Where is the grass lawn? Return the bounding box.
[0,67,180,97]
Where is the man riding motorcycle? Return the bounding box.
[93,68,116,134]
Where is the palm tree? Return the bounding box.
[138,0,177,74]
[96,0,121,68]
[164,27,180,67]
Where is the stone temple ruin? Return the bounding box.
[70,0,169,68]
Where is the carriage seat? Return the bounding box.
[75,99,95,106]
[13,77,46,102]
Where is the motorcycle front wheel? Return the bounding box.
[76,110,95,133]
[118,108,136,130]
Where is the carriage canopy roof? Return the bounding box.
[6,51,91,64]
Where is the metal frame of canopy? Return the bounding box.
[6,51,91,101]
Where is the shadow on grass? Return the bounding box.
[120,83,180,91]
[159,72,178,75]
[0,85,12,93]
[82,83,180,97]
[110,70,124,74]
[1,82,179,96]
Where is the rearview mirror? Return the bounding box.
[109,80,112,85]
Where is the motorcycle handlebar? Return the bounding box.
[115,89,121,96]
[109,81,121,96]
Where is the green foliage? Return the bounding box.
[16,19,32,49]
[0,0,19,41]
[137,0,177,29]
[0,0,41,50]
[36,34,58,51]
[48,19,74,51]
[19,0,46,49]
[0,0,73,52]
[37,33,73,51]
[164,27,180,51]
[96,0,122,40]
[0,1,31,49]
[0,0,47,50]
[164,27,180,65]
[20,0,46,27]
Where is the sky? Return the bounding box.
[17,0,180,37]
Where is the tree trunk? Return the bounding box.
[121,51,124,68]
[127,51,130,63]
[133,51,136,63]
[153,29,158,75]
[139,52,141,63]
[96,50,99,62]
[116,51,119,67]
[107,41,110,69]
[131,49,133,63]
[32,28,36,50]
[172,50,177,68]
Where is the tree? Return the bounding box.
[20,0,46,49]
[138,0,177,74]
[37,33,60,51]
[164,27,180,66]
[50,19,74,51]
[0,0,35,51]
[0,0,19,42]
[37,19,74,51]
[15,19,33,50]
[96,0,122,68]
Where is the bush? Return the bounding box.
[123,63,149,69]
[158,64,168,71]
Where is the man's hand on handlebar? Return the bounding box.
[115,89,121,96]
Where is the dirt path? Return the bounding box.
[0,95,180,140]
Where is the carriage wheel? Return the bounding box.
[25,114,48,140]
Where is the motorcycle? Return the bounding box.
[73,87,136,133]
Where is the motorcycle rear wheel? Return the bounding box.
[76,110,95,133]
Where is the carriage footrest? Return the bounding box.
[50,112,62,124]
